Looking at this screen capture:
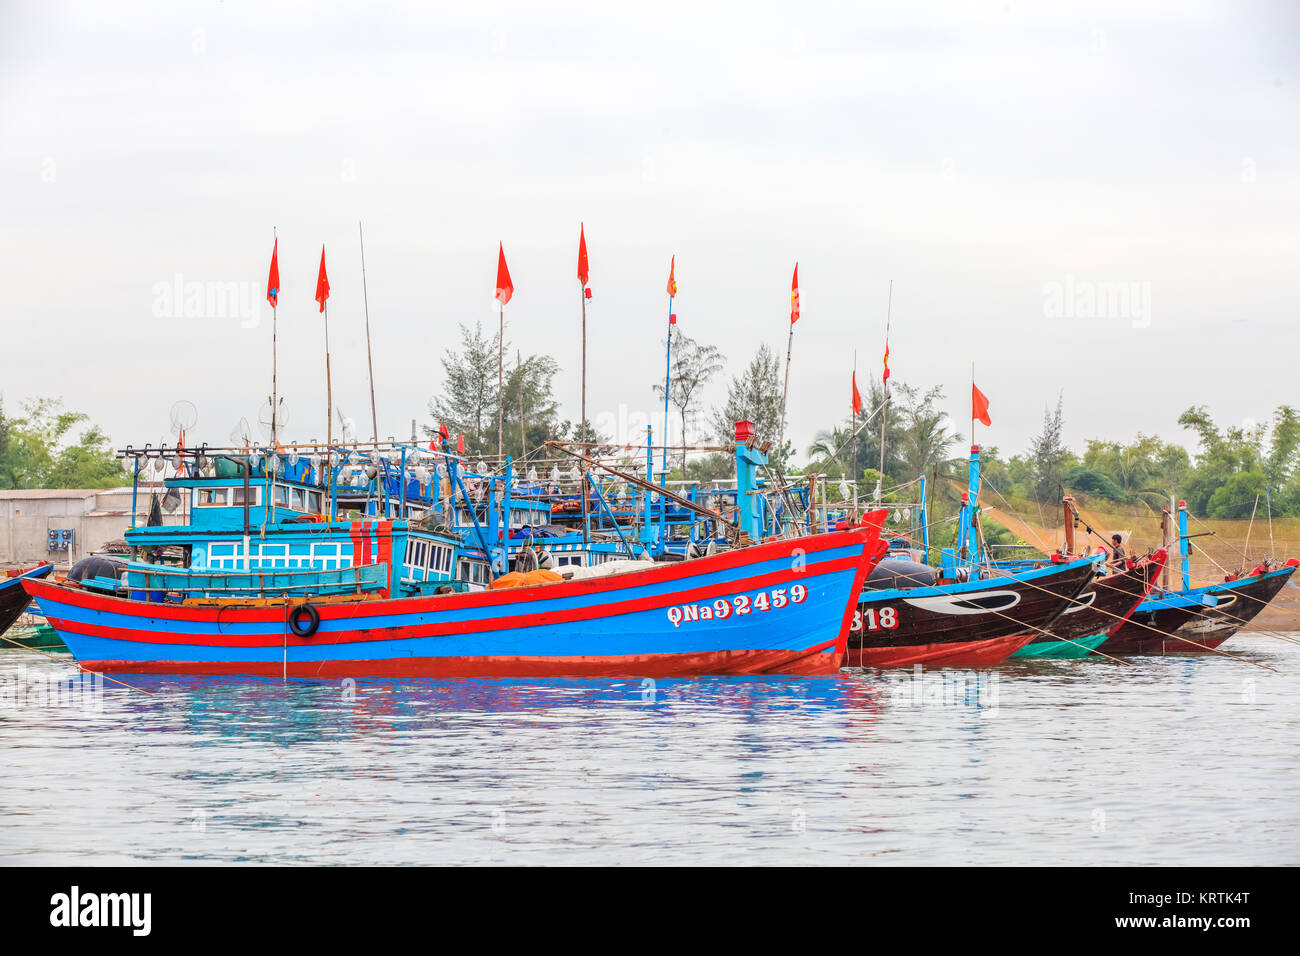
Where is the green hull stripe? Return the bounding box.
[1012,632,1109,659]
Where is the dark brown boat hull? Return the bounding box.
[1103,565,1295,654]
[1029,557,1160,646]
[1170,566,1296,648]
[847,560,1096,667]
[1,565,52,637]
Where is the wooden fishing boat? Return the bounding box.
[846,557,1097,668]
[1011,550,1167,659]
[1102,592,1209,654]
[1106,564,1296,654]
[4,620,67,650]
[1,563,54,640]
[1103,499,1297,654]
[1170,563,1297,648]
[25,524,887,678]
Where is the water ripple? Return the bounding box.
[1,633,1296,864]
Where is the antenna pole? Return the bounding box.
[580,274,587,440]
[877,280,892,503]
[271,226,278,444]
[779,318,794,462]
[497,303,505,461]
[662,298,673,472]
[359,221,379,443]
[518,349,525,456]
[324,301,333,482]
[852,349,858,514]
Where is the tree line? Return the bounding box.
[0,397,126,489]
[428,324,1300,522]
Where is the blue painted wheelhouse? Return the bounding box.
[118,440,496,601]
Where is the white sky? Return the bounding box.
[2,0,1297,462]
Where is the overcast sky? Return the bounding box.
[2,1,1297,464]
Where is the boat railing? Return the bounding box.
[127,562,389,599]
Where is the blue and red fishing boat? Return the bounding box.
[25,523,886,678]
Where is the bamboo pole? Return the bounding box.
[876,282,892,504]
[359,221,378,443]
[271,226,278,444]
[497,303,504,461]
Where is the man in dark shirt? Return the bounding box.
[1109,533,1128,569]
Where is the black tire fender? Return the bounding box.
[288,603,321,638]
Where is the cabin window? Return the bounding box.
[311,542,346,571]
[406,541,428,577]
[307,491,323,513]
[254,544,288,569]
[231,486,259,506]
[291,488,306,510]
[274,486,290,506]
[208,542,244,569]
[197,488,230,506]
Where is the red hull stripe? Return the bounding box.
[376,521,392,597]
[77,641,842,678]
[44,555,864,648]
[1107,550,1167,637]
[838,526,889,667]
[851,632,1035,669]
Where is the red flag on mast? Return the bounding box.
[314,246,329,313]
[666,255,677,297]
[577,223,589,288]
[882,341,890,384]
[494,243,514,306]
[852,371,863,416]
[266,238,280,307]
[972,383,992,426]
[790,263,800,324]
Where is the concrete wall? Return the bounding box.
[0,487,183,569]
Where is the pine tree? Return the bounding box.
[652,332,724,473]
[428,322,563,460]
[428,322,499,456]
[1029,393,1067,502]
[711,344,791,465]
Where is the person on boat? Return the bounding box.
[1109,533,1128,570]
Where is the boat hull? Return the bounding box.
[1,564,53,638]
[26,528,884,678]
[1105,565,1296,654]
[1102,601,1205,654]
[854,632,1037,669]
[1015,552,1166,657]
[846,559,1096,669]
[1170,565,1296,648]
[1012,631,1109,659]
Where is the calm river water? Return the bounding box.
[2,633,1297,865]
